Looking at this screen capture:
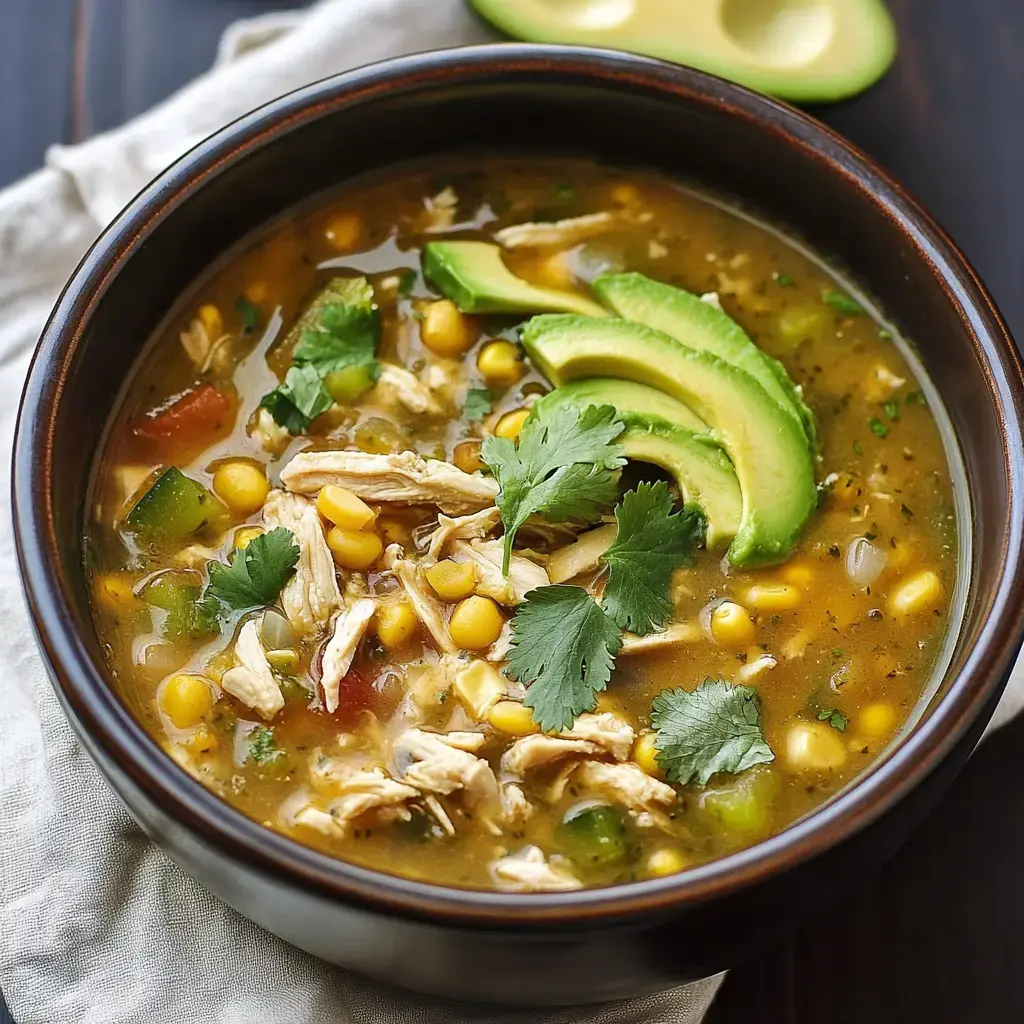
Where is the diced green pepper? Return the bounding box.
[556,805,628,866]
[142,572,218,641]
[124,467,225,545]
[701,768,776,835]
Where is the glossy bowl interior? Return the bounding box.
[13,46,1024,1002]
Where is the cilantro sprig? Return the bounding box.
[248,726,283,765]
[260,277,381,434]
[651,679,775,786]
[206,527,300,613]
[507,585,622,732]
[481,402,625,572]
[462,387,493,422]
[602,482,705,636]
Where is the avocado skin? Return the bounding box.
[594,272,818,453]
[538,379,742,549]
[522,315,818,565]
[422,240,607,317]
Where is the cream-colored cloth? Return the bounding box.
[0,2,728,1022]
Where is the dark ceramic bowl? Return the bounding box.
[13,46,1024,1005]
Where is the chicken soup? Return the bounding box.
[87,160,959,891]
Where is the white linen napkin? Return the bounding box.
[0,2,1014,1022]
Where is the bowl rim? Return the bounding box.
[13,43,1024,928]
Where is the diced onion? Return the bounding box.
[846,537,887,588]
[259,607,295,651]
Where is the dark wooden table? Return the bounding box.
[2,1,1023,1021]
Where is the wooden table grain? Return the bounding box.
[1,2,1022,1021]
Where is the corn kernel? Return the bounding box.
[742,583,802,613]
[420,300,479,357]
[645,847,687,878]
[327,527,383,571]
[266,649,299,674]
[243,281,268,305]
[477,340,525,386]
[449,595,504,650]
[785,720,847,772]
[160,673,215,730]
[376,600,419,650]
[425,559,477,602]
[234,526,264,550]
[633,732,663,778]
[454,660,507,719]
[94,572,139,612]
[316,485,375,531]
[453,440,485,474]
[710,601,756,647]
[182,722,219,755]
[324,212,363,252]
[859,702,897,739]
[888,570,942,617]
[493,408,531,440]
[377,516,412,548]
[610,182,643,208]
[198,304,223,338]
[212,462,270,517]
[780,560,813,588]
[488,700,539,736]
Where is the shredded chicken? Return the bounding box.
[250,407,291,454]
[502,713,635,776]
[320,598,377,713]
[279,449,498,515]
[737,655,777,683]
[425,507,502,561]
[393,558,455,652]
[375,363,444,417]
[180,316,231,373]
[262,490,342,636]
[422,186,458,232]
[297,761,420,836]
[450,539,549,606]
[501,783,533,824]
[491,846,582,892]
[863,361,907,403]
[220,618,284,720]
[546,524,616,584]
[172,542,222,570]
[486,621,513,663]
[494,212,616,250]
[571,761,677,826]
[393,729,499,819]
[619,621,701,655]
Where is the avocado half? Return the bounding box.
[467,0,897,103]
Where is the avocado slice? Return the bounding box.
[521,315,817,565]
[422,241,608,317]
[594,273,817,451]
[540,379,742,550]
[467,0,896,103]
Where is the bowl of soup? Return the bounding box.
[13,46,1024,1004]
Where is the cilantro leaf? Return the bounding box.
[260,364,334,434]
[651,679,774,786]
[235,295,261,332]
[462,387,493,422]
[823,290,864,317]
[508,585,622,732]
[868,415,889,438]
[818,708,848,732]
[293,278,380,380]
[206,527,300,612]
[249,726,283,765]
[482,403,625,572]
[602,482,705,635]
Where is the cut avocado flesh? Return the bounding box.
[466,0,897,104]
[540,380,742,550]
[594,272,817,452]
[522,315,818,565]
[422,241,608,317]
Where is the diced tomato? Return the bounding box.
[135,384,236,449]
[334,668,377,724]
